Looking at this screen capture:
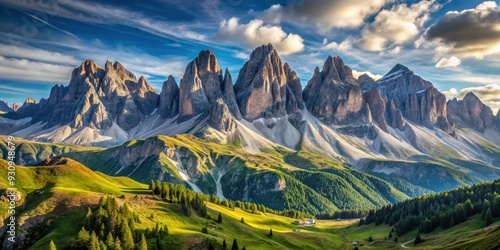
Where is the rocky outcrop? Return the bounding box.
[0,100,12,113]
[365,88,389,132]
[178,50,224,122]
[12,103,20,112]
[303,56,371,125]
[158,75,179,119]
[221,69,242,119]
[234,44,303,120]
[447,92,495,133]
[358,74,376,91]
[371,64,451,131]
[4,60,160,131]
[208,98,236,132]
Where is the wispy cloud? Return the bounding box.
[0,55,73,83]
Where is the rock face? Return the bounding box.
[364,88,389,132]
[368,64,451,131]
[7,60,160,130]
[234,44,303,120]
[11,103,20,112]
[178,50,241,123]
[496,109,500,130]
[358,74,376,91]
[447,92,495,133]
[303,56,371,125]
[158,75,179,119]
[208,98,236,132]
[0,100,12,113]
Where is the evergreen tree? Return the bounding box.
[121,218,135,250]
[139,234,148,250]
[485,208,493,227]
[99,241,107,250]
[231,238,239,250]
[218,212,223,223]
[114,237,123,250]
[89,231,100,250]
[269,228,273,237]
[77,227,90,246]
[414,233,422,245]
[240,217,245,223]
[105,233,114,249]
[49,240,57,250]
[149,180,155,192]
[395,237,398,242]
[242,247,246,250]
[368,236,373,242]
[223,239,227,249]
[358,218,365,226]
[208,242,215,250]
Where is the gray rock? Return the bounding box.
[208,98,236,132]
[0,100,13,113]
[158,75,180,119]
[372,64,451,131]
[303,56,371,126]
[447,92,495,133]
[234,44,303,121]
[178,50,223,122]
[365,88,389,132]
[221,68,242,119]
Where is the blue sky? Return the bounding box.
[0,0,499,110]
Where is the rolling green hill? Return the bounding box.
[1,159,500,249]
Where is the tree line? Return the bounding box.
[362,179,500,236]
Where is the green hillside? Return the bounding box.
[1,159,500,249]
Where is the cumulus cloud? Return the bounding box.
[444,84,500,111]
[424,1,500,59]
[261,0,388,30]
[217,17,304,55]
[358,0,440,51]
[435,56,461,68]
[324,37,355,52]
[352,70,383,80]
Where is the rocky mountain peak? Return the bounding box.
[447,92,494,132]
[23,97,36,106]
[158,75,180,119]
[303,56,371,126]
[234,43,302,120]
[358,74,376,90]
[79,59,101,77]
[0,100,12,113]
[387,63,409,75]
[178,50,225,122]
[221,68,242,119]
[12,103,20,112]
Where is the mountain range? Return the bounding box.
[2,44,500,213]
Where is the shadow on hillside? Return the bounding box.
[120,187,150,194]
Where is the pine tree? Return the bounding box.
[106,233,114,249]
[89,231,100,250]
[223,239,227,249]
[368,236,373,242]
[149,180,155,192]
[240,217,245,223]
[269,228,273,237]
[99,240,107,250]
[414,233,422,245]
[139,234,148,250]
[485,208,493,226]
[394,237,398,242]
[242,247,246,250]
[49,240,57,250]
[218,212,223,223]
[77,227,90,246]
[231,238,239,250]
[121,218,135,250]
[114,237,123,250]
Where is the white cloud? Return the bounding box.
[262,0,389,30]
[0,56,73,83]
[444,84,500,111]
[435,56,461,68]
[324,37,355,52]
[358,0,440,51]
[424,1,500,59]
[352,70,383,80]
[217,17,304,55]
[0,44,79,65]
